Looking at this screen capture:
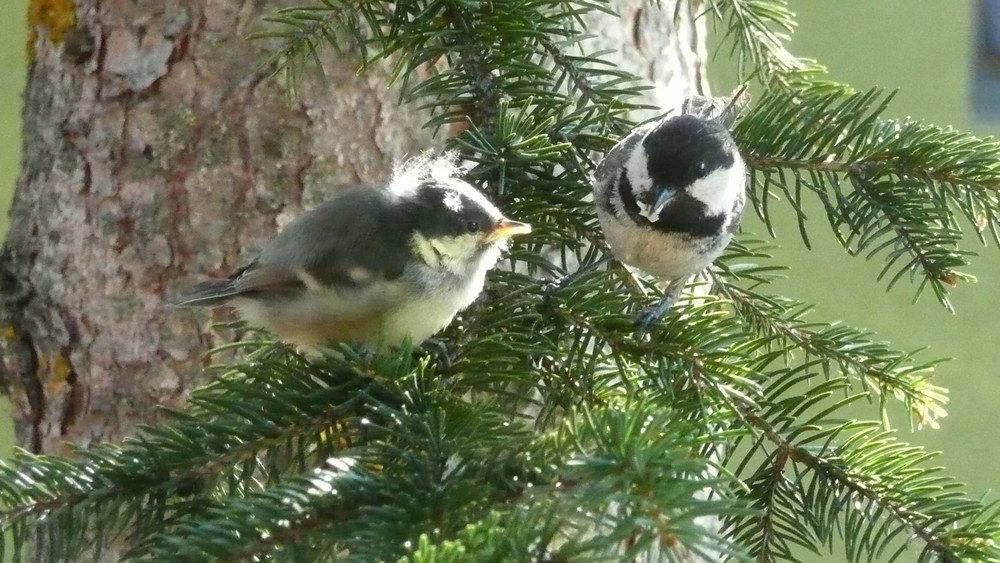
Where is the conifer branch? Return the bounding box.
[1,1,998,561]
[738,85,1000,306]
[732,399,1000,562]
[713,276,948,426]
[702,0,820,84]
[251,1,365,89]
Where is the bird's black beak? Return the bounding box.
[485,218,532,243]
[650,185,677,217]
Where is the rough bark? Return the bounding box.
[3,0,436,454]
[2,0,703,455]
[584,0,708,118]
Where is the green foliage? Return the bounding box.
[738,84,1000,309]
[1,0,999,561]
[705,0,818,83]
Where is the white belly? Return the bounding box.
[598,210,726,282]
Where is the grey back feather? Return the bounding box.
[680,85,750,128]
[174,278,241,307]
[175,184,406,308]
[593,120,657,189]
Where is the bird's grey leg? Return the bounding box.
[419,338,453,374]
[633,277,686,341]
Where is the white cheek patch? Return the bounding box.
[409,232,482,271]
[410,232,440,266]
[687,156,745,216]
[433,234,480,260]
[625,144,655,216]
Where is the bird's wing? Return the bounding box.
[181,187,413,321]
[231,259,410,323]
[594,121,657,188]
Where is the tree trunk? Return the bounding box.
[584,0,708,118]
[3,0,436,454]
[1,0,703,455]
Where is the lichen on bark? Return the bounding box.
[4,0,435,453]
[3,0,704,458]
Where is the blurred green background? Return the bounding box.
[0,0,25,454]
[0,0,996,553]
[708,0,1000,504]
[1,0,25,237]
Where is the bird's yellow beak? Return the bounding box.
[485,218,532,243]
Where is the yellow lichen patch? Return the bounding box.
[39,354,73,394]
[3,325,15,340]
[53,354,72,382]
[27,0,76,57]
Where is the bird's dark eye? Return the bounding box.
[466,220,480,233]
[695,162,708,177]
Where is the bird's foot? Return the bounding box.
[632,294,676,342]
[418,338,453,374]
[632,309,661,341]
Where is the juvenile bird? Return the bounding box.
[177,154,531,350]
[593,91,747,339]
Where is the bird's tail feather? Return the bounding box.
[174,279,240,307]
[681,84,750,127]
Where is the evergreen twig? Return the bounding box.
[0,1,997,561]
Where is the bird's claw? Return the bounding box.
[418,338,453,374]
[632,308,662,341]
[631,293,676,342]
[540,278,560,309]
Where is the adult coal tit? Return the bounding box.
[593,91,747,339]
[177,154,531,350]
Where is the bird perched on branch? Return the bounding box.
[593,89,748,339]
[177,154,531,350]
